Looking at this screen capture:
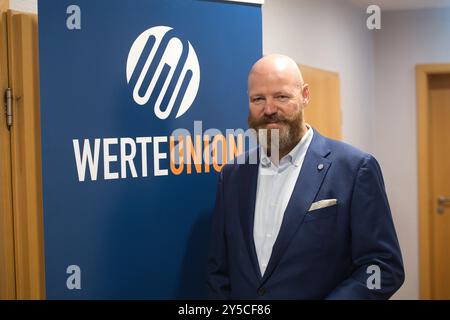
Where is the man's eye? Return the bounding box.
[277,95,289,101]
[252,97,264,103]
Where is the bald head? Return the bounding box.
[248,54,304,90]
[247,54,310,159]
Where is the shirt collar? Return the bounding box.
[260,124,314,168]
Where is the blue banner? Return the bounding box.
[38,0,262,299]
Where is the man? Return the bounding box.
[207,54,404,299]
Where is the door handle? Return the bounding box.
[437,196,450,214]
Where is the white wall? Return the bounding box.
[373,8,450,300]
[10,0,37,13]
[263,0,375,152]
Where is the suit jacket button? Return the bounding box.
[258,288,266,296]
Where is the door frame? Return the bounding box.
[416,64,450,299]
[0,0,16,300]
[0,8,45,300]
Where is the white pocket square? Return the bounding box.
[308,199,337,212]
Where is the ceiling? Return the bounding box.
[348,0,450,11]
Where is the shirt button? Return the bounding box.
[258,288,266,296]
[266,233,272,238]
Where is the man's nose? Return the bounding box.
[263,99,277,116]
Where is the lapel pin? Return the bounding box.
[317,163,324,171]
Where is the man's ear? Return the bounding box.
[302,84,310,105]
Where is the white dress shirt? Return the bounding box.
[253,125,314,276]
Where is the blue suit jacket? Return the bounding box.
[207,129,404,299]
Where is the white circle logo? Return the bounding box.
[126,26,200,120]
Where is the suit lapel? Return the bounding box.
[261,129,332,284]
[238,151,263,280]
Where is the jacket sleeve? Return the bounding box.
[206,170,231,299]
[326,155,405,299]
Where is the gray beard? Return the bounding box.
[257,125,300,158]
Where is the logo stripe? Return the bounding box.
[127,26,200,120]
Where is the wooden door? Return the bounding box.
[429,73,450,299]
[300,64,342,140]
[0,8,44,300]
[0,0,16,300]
